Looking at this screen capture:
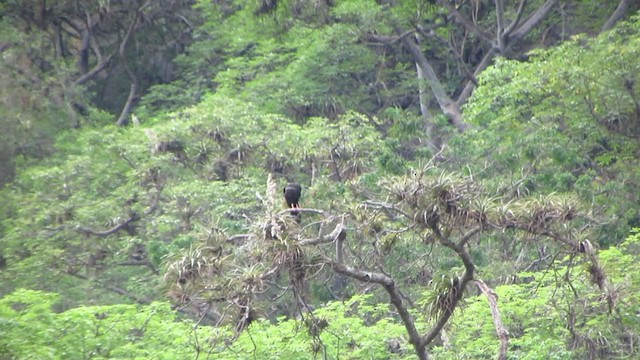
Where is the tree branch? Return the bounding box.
[399,32,468,131]
[458,227,482,247]
[437,0,493,43]
[73,53,115,85]
[456,47,496,106]
[298,223,345,247]
[421,224,475,347]
[116,260,158,274]
[330,224,428,359]
[67,272,152,304]
[76,213,140,237]
[67,271,218,322]
[600,0,630,33]
[508,0,558,44]
[504,0,528,35]
[475,279,509,360]
[330,260,428,359]
[0,42,14,53]
[116,83,139,126]
[495,0,506,51]
[115,6,144,126]
[415,25,478,123]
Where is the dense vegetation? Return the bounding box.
[1,0,639,359]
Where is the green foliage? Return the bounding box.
[2,2,640,360]
[0,290,417,359]
[430,229,640,359]
[0,289,208,359]
[456,15,640,246]
[179,0,420,120]
[214,294,413,359]
[0,14,84,185]
[0,93,388,306]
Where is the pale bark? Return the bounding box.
[414,33,437,148]
[399,0,559,130]
[436,0,492,43]
[495,0,506,51]
[504,0,528,35]
[116,83,140,126]
[400,34,468,132]
[115,8,143,126]
[476,279,509,360]
[601,0,630,33]
[508,0,558,44]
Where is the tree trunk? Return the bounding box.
[400,34,468,132]
[414,34,440,150]
[116,83,139,126]
[601,0,630,33]
[78,28,90,74]
[476,279,509,360]
[115,8,142,126]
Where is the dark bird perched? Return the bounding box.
[283,183,302,223]
[284,183,302,208]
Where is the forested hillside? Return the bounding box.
[1,1,639,359]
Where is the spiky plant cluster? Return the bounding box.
[571,330,613,360]
[424,274,464,322]
[387,170,585,240]
[501,194,579,232]
[165,245,224,285]
[220,174,312,326]
[164,243,229,314]
[587,262,607,291]
[387,169,487,230]
[287,246,306,291]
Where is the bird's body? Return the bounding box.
[283,183,302,208]
[283,183,302,223]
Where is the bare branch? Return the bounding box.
[399,32,468,131]
[116,260,158,274]
[67,272,152,304]
[495,0,506,51]
[504,0,528,35]
[277,208,326,216]
[415,26,479,96]
[68,271,218,322]
[76,213,140,237]
[116,6,144,126]
[456,48,498,106]
[458,227,482,247]
[365,29,415,45]
[437,0,493,43]
[509,0,558,44]
[421,225,476,347]
[327,226,428,359]
[475,279,509,360]
[298,223,345,247]
[330,259,428,360]
[601,0,630,33]
[73,53,115,85]
[0,42,13,53]
[227,234,252,244]
[116,83,139,126]
[363,201,411,219]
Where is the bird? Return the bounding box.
[283,183,302,223]
[283,183,302,208]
